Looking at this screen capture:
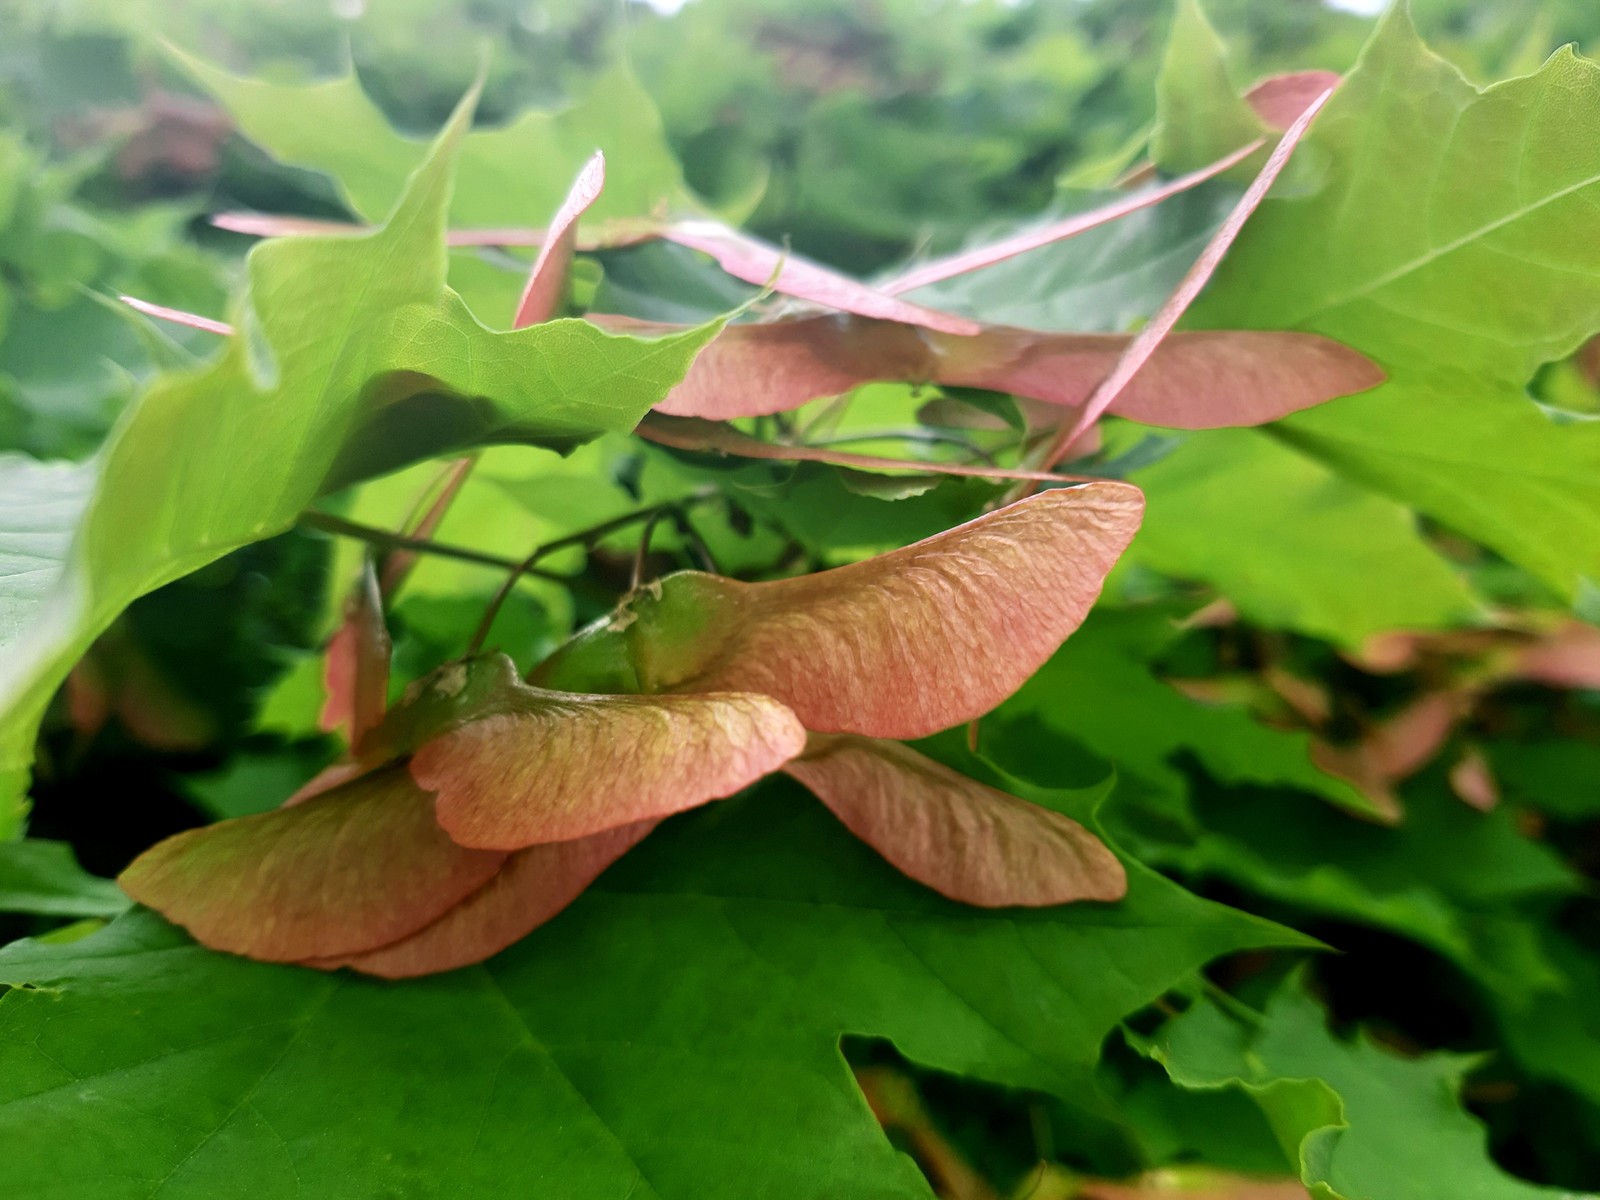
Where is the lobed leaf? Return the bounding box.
[1153,981,1586,1200]
[1188,9,1600,599]
[1152,0,1269,175]
[0,785,1305,1198]
[0,93,718,833]
[180,55,689,228]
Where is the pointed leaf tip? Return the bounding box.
[119,766,506,962]
[786,736,1126,906]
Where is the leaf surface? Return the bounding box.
[880,144,1258,295]
[1152,0,1268,174]
[1123,428,1478,646]
[895,185,1235,335]
[0,839,128,919]
[1123,775,1574,1005]
[182,56,688,227]
[989,608,1372,815]
[1154,982,1593,1200]
[0,784,1303,1199]
[1189,10,1600,598]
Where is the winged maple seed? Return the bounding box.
[121,485,1141,977]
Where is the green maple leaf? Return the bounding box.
[0,839,127,920]
[1151,979,1597,1200]
[988,608,1374,816]
[1151,0,1267,175]
[0,782,1304,1199]
[1188,6,1600,602]
[181,53,691,227]
[1129,775,1576,1007]
[0,91,718,838]
[1123,427,1479,647]
[893,184,1236,335]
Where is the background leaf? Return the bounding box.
[0,96,716,835]
[1190,8,1600,600]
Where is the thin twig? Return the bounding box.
[673,512,720,574]
[300,511,568,580]
[804,427,1001,466]
[629,508,676,591]
[465,490,719,656]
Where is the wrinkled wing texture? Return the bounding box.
[786,736,1126,906]
[119,767,506,962]
[412,688,807,849]
[309,820,656,978]
[658,485,1145,738]
[962,329,1382,429]
[609,314,1380,428]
